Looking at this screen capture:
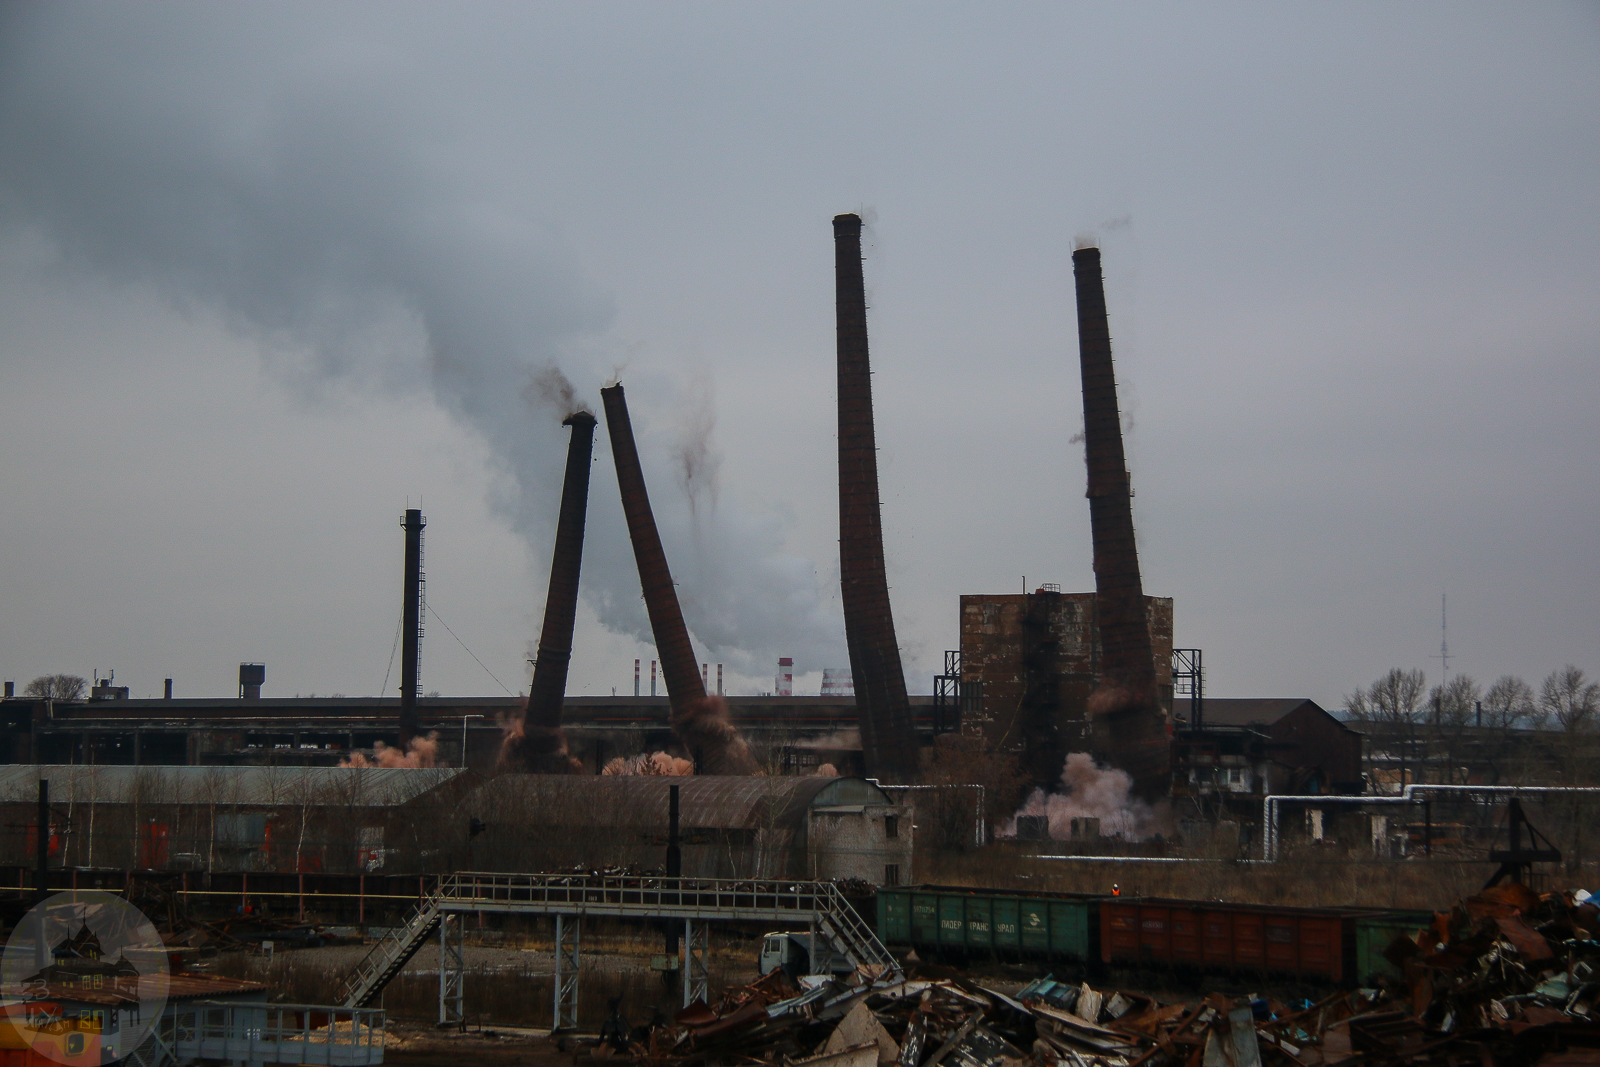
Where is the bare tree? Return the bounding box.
[24,674,87,700]
[1484,675,1537,730]
[1427,675,1480,784]
[1345,668,1427,724]
[1541,666,1600,733]
[1429,675,1479,727]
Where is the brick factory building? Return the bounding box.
[956,590,1174,786]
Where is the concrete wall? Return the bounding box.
[806,804,914,885]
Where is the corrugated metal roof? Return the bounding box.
[0,766,465,808]
[463,775,893,830]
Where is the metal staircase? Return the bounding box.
[338,873,900,1016]
[340,890,442,1009]
[812,881,896,973]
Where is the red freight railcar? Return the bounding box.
[1101,899,1359,984]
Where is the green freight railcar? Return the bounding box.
[877,885,1100,962]
[1351,910,1434,985]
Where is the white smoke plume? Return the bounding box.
[0,7,848,683]
[1002,752,1164,841]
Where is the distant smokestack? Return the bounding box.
[399,508,426,746]
[651,660,657,697]
[601,383,756,774]
[635,659,641,697]
[833,213,919,783]
[1072,246,1169,798]
[508,412,596,773]
[776,657,793,697]
[163,678,172,700]
[238,663,264,701]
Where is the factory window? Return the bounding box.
[1227,768,1243,785]
[884,864,900,886]
[884,815,899,839]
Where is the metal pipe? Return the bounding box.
[833,213,918,783]
[35,779,48,905]
[879,784,986,847]
[1261,784,1600,860]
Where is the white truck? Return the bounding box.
[757,931,856,978]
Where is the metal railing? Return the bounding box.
[437,871,895,968]
[339,892,440,1008]
[338,872,899,1011]
[161,1001,387,1066]
[1261,784,1600,861]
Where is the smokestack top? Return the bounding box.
[833,213,863,233]
[1074,241,1101,256]
[562,410,596,428]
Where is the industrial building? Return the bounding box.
[460,774,914,884]
[0,765,472,874]
[0,692,955,775]
[956,590,1175,786]
[1170,698,1364,808]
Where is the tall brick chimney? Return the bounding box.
[514,411,597,772]
[1073,245,1170,797]
[601,383,755,774]
[834,213,919,783]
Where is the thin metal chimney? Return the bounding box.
[163,678,173,700]
[519,412,597,771]
[602,383,755,774]
[833,213,919,783]
[399,508,426,747]
[1072,246,1169,797]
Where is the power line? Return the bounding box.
[427,604,516,696]
[379,613,402,698]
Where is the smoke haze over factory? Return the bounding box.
[0,3,1596,706]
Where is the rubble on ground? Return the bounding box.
[609,885,1600,1067]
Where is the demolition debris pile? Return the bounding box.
[618,884,1600,1067]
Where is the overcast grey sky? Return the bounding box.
[1,2,1595,706]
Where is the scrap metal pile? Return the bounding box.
[619,884,1600,1067]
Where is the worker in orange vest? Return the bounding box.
[1112,883,1120,897]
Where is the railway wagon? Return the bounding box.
[876,885,1102,962]
[1100,898,1367,984]
[1351,910,1435,985]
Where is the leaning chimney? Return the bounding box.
[833,214,919,783]
[518,412,597,772]
[398,508,426,747]
[601,383,755,774]
[1072,245,1170,798]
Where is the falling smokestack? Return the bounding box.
[506,412,596,773]
[1072,245,1169,798]
[833,213,919,783]
[398,508,426,747]
[601,383,756,775]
